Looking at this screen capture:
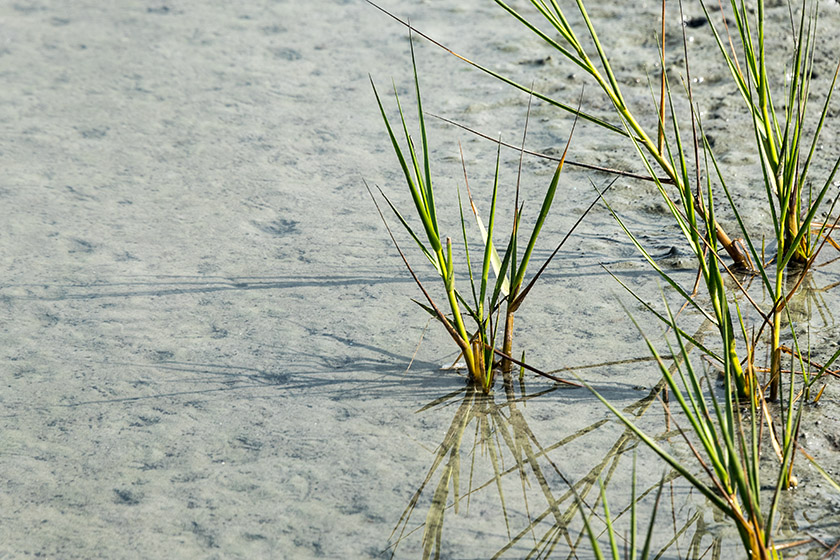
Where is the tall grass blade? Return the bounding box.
[371,78,441,254]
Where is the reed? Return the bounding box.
[368,0,840,401]
[366,1,840,556]
[662,0,839,402]
[491,0,840,274]
[498,0,840,402]
[579,291,840,558]
[577,3,840,552]
[370,33,597,392]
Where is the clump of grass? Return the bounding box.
[572,2,840,553]
[578,291,840,558]
[701,0,840,270]
[702,0,840,401]
[369,33,598,392]
[367,1,840,556]
[368,0,840,403]
[495,0,840,400]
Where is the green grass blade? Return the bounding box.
[636,314,729,482]
[512,145,565,291]
[393,80,433,224]
[812,345,840,384]
[639,477,665,560]
[703,131,774,294]
[598,480,620,560]
[800,449,840,494]
[378,188,440,274]
[599,190,716,324]
[465,140,510,299]
[481,141,504,306]
[571,492,607,560]
[572,0,625,108]
[799,59,840,190]
[576,373,733,516]
[408,32,439,239]
[371,77,441,253]
[457,186,478,310]
[496,0,590,76]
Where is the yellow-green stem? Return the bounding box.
[613,95,751,269]
[712,284,751,403]
[769,265,784,401]
[730,338,751,401]
[785,196,810,265]
[501,286,519,375]
[761,109,779,170]
[438,249,482,389]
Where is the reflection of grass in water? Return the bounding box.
[387,327,717,559]
[388,318,833,558]
[782,266,838,330]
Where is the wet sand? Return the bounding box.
[2,0,840,557]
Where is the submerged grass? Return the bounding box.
[387,320,720,558]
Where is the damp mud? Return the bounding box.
[2,0,840,558]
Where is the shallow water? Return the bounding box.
[2,0,840,558]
